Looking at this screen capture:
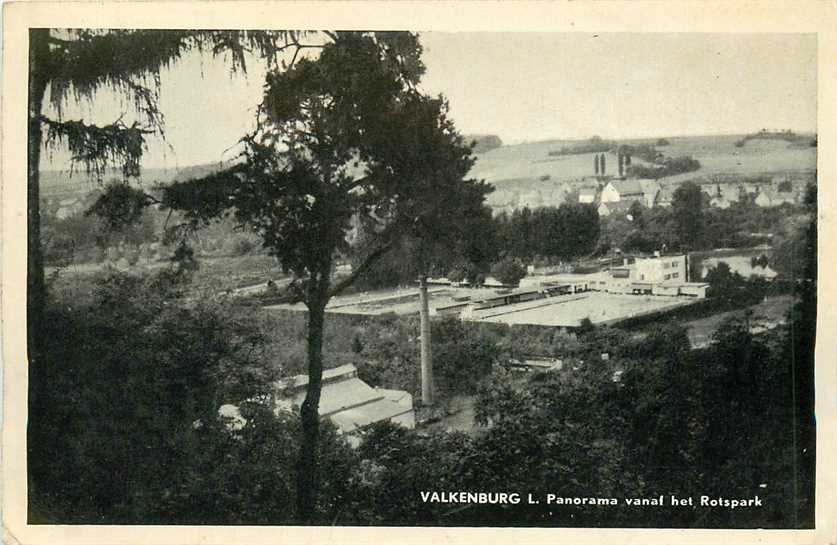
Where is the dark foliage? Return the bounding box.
[490,258,527,286]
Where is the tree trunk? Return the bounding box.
[296,268,331,523]
[27,29,50,522]
[27,29,49,421]
[419,276,434,406]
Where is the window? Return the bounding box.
[672,261,680,268]
[672,272,679,278]
[664,274,671,280]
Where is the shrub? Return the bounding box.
[490,258,527,286]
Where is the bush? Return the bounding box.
[490,258,527,286]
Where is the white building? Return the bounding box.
[605,254,707,298]
[600,179,645,204]
[578,186,598,204]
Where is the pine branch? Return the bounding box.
[40,116,154,178]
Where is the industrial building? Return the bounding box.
[219,364,415,448]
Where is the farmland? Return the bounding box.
[474,133,816,208]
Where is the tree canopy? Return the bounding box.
[117,31,490,521]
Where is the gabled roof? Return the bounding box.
[638,179,661,197]
[656,184,678,201]
[608,179,644,196]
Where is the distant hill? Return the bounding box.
[40,161,229,198]
[469,133,816,187]
[464,134,503,154]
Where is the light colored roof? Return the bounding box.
[579,187,598,196]
[328,397,413,433]
[280,363,359,391]
[609,179,644,196]
[657,184,678,201]
[276,363,414,433]
[638,179,661,196]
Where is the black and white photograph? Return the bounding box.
[2,2,835,543]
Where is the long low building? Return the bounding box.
[220,364,415,447]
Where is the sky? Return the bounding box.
[43,32,817,170]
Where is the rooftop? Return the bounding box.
[276,364,414,434]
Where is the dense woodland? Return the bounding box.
[27,29,816,528]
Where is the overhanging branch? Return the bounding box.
[329,238,397,297]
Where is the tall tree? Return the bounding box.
[671,181,704,250]
[149,32,489,521]
[27,29,304,435]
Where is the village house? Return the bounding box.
[518,189,543,209]
[710,196,731,209]
[655,185,678,207]
[600,179,645,204]
[578,186,598,204]
[597,200,634,218]
[755,188,796,208]
[638,179,661,207]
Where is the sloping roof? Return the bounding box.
[759,188,795,205]
[720,184,742,201]
[579,187,598,197]
[275,363,414,434]
[638,179,661,197]
[609,179,644,196]
[657,184,678,202]
[328,396,413,433]
[280,363,359,391]
[601,200,635,215]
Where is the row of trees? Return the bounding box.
[348,202,599,290]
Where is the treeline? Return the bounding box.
[493,204,600,262]
[466,134,503,153]
[627,154,701,179]
[548,136,614,156]
[735,129,816,148]
[352,202,600,290]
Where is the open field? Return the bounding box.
[468,291,697,328]
[473,134,816,206]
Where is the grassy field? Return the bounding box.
[473,134,816,206]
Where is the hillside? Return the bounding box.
[40,161,229,198]
[470,134,816,184]
[463,134,503,154]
